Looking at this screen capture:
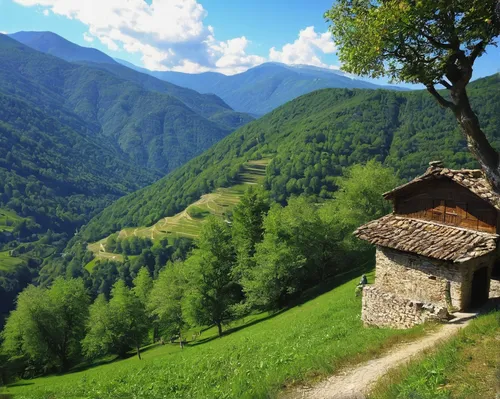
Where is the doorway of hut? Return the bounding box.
[470,267,489,308]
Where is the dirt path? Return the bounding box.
[283,313,475,399]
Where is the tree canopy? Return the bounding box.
[326,0,500,187]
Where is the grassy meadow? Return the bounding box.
[4,272,433,399]
[369,311,500,399]
[86,160,269,271]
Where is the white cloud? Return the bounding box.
[13,0,265,74]
[0,31,7,35]
[42,9,49,16]
[12,1,340,74]
[83,32,94,43]
[269,26,340,70]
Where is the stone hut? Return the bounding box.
[354,162,500,328]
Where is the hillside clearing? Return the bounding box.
[4,272,433,399]
[86,159,269,270]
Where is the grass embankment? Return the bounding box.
[369,311,500,399]
[4,272,433,399]
[86,160,269,271]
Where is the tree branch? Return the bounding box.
[426,85,454,109]
[420,31,454,50]
[469,40,486,63]
[439,79,453,90]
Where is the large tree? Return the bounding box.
[82,280,149,360]
[2,278,89,372]
[326,0,500,187]
[183,217,239,337]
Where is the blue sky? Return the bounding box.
[0,0,499,84]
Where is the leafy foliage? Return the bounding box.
[182,217,240,336]
[325,0,500,84]
[2,278,89,371]
[82,280,149,359]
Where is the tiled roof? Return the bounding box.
[384,166,500,210]
[354,214,498,263]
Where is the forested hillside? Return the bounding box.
[0,34,246,174]
[10,31,253,130]
[0,33,252,327]
[80,74,500,242]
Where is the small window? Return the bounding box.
[428,275,437,280]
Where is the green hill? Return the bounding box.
[4,272,429,399]
[79,74,500,243]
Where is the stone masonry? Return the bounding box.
[362,285,448,329]
[361,247,496,328]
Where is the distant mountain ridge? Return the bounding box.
[8,31,253,129]
[3,33,252,173]
[9,31,408,116]
[117,60,408,115]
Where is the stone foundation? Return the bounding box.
[490,279,500,298]
[362,285,449,329]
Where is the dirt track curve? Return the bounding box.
[283,313,475,399]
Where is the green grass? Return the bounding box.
[0,208,24,232]
[0,250,24,272]
[5,272,433,399]
[369,311,500,399]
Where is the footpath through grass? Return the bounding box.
[5,273,432,399]
[369,311,500,399]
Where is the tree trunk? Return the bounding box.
[451,87,500,189]
[136,345,142,360]
[216,322,223,338]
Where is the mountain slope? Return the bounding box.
[79,74,500,242]
[0,34,238,174]
[9,31,118,65]
[0,87,159,234]
[10,31,253,130]
[139,62,407,115]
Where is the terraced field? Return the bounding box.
[87,160,269,269]
[0,250,25,272]
[0,208,24,233]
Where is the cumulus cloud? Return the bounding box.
[42,9,49,16]
[269,26,339,70]
[83,32,94,43]
[13,0,265,74]
[13,1,339,74]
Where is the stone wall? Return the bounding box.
[490,279,500,298]
[375,247,461,308]
[374,247,495,310]
[362,285,449,329]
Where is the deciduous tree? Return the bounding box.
[326,0,500,187]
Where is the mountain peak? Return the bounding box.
[9,31,118,65]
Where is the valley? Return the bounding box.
[1,4,500,397]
